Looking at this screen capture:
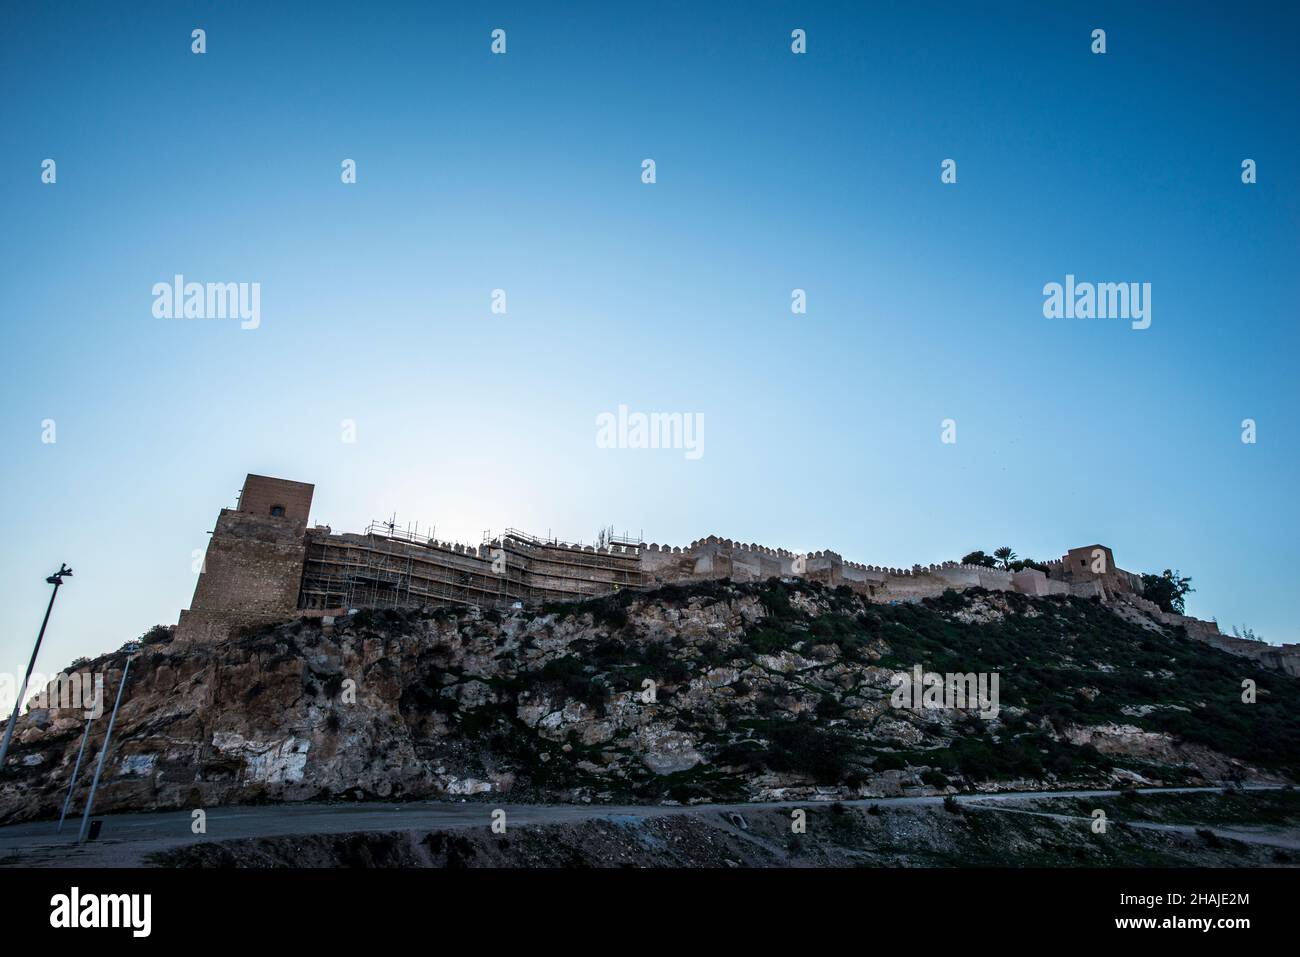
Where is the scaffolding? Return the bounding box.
[299,523,645,613]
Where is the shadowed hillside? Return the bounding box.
[1,580,1296,824]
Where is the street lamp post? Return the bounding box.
[0,564,72,775]
[76,642,138,844]
[57,716,94,833]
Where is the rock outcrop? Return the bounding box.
[1,580,1297,824]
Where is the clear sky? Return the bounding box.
[2,0,1297,685]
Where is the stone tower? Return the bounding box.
[174,474,314,643]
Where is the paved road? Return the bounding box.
[0,785,1285,867]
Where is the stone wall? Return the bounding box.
[297,527,644,611]
[175,476,314,643]
[1046,546,1142,599]
[1115,594,1300,676]
[641,539,798,584]
[237,474,314,524]
[172,473,1298,677]
[642,539,1028,603]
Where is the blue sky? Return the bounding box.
[2,0,1297,680]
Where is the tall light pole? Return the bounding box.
[0,564,72,774]
[57,716,94,833]
[77,642,138,844]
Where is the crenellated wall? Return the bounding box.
[175,473,1298,676]
[298,526,645,613]
[642,540,1032,602]
[641,538,809,586]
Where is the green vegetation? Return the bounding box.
[332,577,1300,802]
[959,548,1048,573]
[868,587,1300,779]
[139,624,173,646]
[1141,568,1194,614]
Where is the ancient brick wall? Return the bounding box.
[297,528,643,611]
[178,473,1293,676]
[237,474,314,523]
[175,476,314,643]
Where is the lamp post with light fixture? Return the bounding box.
[0,564,73,774]
[76,641,140,844]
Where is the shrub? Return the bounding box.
[758,720,854,783]
[921,768,951,789]
[140,625,173,646]
[872,752,907,771]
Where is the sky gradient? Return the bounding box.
[2,0,1297,685]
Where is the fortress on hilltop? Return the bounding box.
[174,474,1300,675]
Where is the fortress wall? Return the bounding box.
[978,568,1015,591]
[1261,646,1300,678]
[838,563,888,599]
[300,530,513,611]
[237,474,314,524]
[185,473,1294,674]
[640,544,684,576]
[641,539,798,584]
[641,542,1026,601]
[192,509,310,615]
[1173,619,1300,676]
[849,563,1017,603]
[802,552,842,586]
[1117,593,1299,676]
[1128,595,1163,616]
[1011,568,1050,596]
[1116,569,1145,594]
[932,566,981,589]
[1047,545,1143,601]
[176,476,316,642]
[1158,611,1222,642]
[643,543,1299,677]
[726,546,789,582]
[873,574,951,602]
[505,538,643,599]
[299,528,645,611]
[1009,568,1067,596]
[640,541,714,582]
[1125,594,1223,642]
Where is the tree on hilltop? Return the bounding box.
[1141,569,1194,614]
[993,546,1017,570]
[960,550,997,568]
[1009,558,1049,574]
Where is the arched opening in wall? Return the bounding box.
[270,505,286,517]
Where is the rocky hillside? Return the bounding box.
[2,580,1297,823]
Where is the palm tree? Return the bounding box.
[993,546,1017,570]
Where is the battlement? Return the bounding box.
[175,474,1243,667]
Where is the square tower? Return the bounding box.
[175,474,315,642]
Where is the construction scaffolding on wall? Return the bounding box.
[299,530,516,612]
[298,523,646,613]
[496,531,644,599]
